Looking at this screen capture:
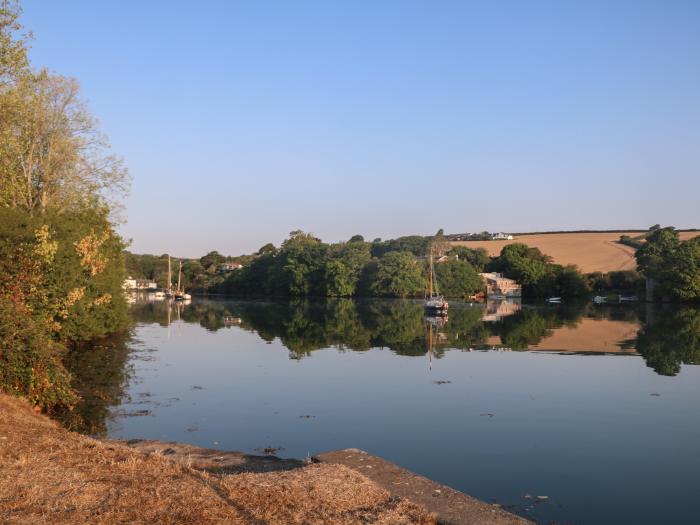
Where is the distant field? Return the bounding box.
[451,231,699,274]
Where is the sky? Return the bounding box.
[21,1,700,257]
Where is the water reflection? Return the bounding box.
[59,331,134,434]
[127,297,699,375]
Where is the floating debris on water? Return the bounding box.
[256,446,285,455]
[191,385,204,390]
[480,413,495,417]
[299,415,315,419]
[433,380,451,385]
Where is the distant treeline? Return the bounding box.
[128,231,637,299]
[126,225,699,302]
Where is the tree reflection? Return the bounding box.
[126,297,700,377]
[58,331,134,435]
[635,307,700,376]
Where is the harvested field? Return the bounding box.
[0,394,434,524]
[451,231,699,274]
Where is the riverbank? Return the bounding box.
[0,394,534,524]
[0,394,434,524]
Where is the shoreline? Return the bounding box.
[1,393,530,524]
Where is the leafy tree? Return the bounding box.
[349,234,364,243]
[449,246,491,271]
[434,258,483,297]
[554,265,590,297]
[370,251,425,297]
[636,227,700,302]
[257,243,276,255]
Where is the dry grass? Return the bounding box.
[0,394,434,524]
[452,231,699,274]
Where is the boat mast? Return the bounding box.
[167,255,172,293]
[428,245,434,297]
[177,261,182,293]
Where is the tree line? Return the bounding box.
[129,227,696,300]
[0,2,129,412]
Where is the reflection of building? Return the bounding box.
[123,277,157,291]
[482,299,521,322]
[480,273,522,298]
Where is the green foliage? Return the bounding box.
[221,233,429,298]
[488,243,589,297]
[636,228,700,302]
[371,235,431,257]
[0,297,75,409]
[370,251,425,298]
[0,5,130,411]
[448,246,491,271]
[434,258,483,298]
[586,270,644,293]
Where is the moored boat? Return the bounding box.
[424,245,448,315]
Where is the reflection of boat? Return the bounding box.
[619,295,638,302]
[546,297,562,304]
[424,245,448,314]
[593,295,607,304]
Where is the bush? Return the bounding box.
[0,297,75,410]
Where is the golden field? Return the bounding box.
[451,231,699,274]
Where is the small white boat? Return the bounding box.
[546,297,562,304]
[424,245,448,315]
[593,295,607,304]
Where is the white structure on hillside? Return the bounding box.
[491,232,514,240]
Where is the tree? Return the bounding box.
[449,246,491,271]
[324,240,371,296]
[434,258,483,297]
[1,72,129,214]
[257,243,276,255]
[636,227,700,302]
[370,251,425,297]
[0,1,28,83]
[349,234,364,243]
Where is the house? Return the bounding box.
[480,272,522,298]
[123,277,157,291]
[218,262,243,273]
[491,232,514,240]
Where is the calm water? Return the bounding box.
[67,298,700,525]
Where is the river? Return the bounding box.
[65,297,700,525]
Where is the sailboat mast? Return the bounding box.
[177,261,182,293]
[428,245,434,296]
[167,255,172,292]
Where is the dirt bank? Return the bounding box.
[0,394,433,524]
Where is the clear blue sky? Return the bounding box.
[21,1,700,257]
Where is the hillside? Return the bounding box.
[451,231,699,274]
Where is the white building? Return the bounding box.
[491,232,514,240]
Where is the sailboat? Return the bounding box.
[424,244,448,314]
[174,260,191,301]
[164,255,175,298]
